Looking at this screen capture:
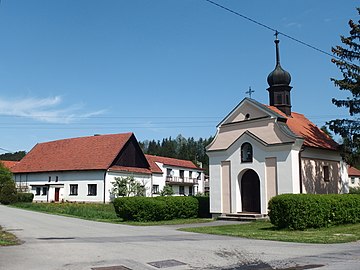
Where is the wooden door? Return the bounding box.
[241,170,260,213]
[55,188,60,202]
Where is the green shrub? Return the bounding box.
[0,181,18,205]
[113,196,199,222]
[349,186,360,194]
[17,192,34,203]
[268,194,360,230]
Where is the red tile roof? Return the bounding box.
[348,166,360,177]
[267,106,338,151]
[12,133,134,173]
[108,165,152,175]
[145,154,202,170]
[0,160,19,171]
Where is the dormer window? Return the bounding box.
[241,143,253,163]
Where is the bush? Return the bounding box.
[268,194,360,230]
[349,186,360,194]
[113,196,199,222]
[0,181,18,205]
[17,192,34,203]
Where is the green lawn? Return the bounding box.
[180,220,360,244]
[0,226,20,246]
[11,202,212,226]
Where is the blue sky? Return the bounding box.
[0,0,357,153]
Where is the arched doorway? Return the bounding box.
[241,169,260,213]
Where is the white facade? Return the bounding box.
[15,166,205,203]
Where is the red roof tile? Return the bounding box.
[348,166,360,177]
[0,160,19,171]
[145,154,202,170]
[108,165,152,175]
[12,133,134,173]
[267,106,338,150]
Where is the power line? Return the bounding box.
[203,0,352,63]
[0,147,13,153]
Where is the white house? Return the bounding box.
[12,133,204,203]
[207,37,348,217]
[348,166,360,188]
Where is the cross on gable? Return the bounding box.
[245,87,255,98]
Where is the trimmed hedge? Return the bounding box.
[17,193,34,203]
[113,196,199,222]
[268,194,360,230]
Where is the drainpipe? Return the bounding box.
[298,147,305,194]
[103,171,107,204]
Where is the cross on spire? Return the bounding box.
[245,86,254,98]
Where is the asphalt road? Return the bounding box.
[0,205,360,270]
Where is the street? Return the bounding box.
[0,205,359,270]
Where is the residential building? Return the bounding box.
[207,37,347,217]
[12,133,204,202]
[0,160,19,171]
[348,166,360,188]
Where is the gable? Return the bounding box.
[220,98,285,127]
[111,135,150,169]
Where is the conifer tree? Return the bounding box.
[327,8,360,167]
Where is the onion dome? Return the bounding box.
[267,38,291,86]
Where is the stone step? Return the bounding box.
[217,213,268,221]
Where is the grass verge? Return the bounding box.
[11,203,212,226]
[0,226,20,246]
[180,220,360,244]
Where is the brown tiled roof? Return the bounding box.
[145,154,202,170]
[12,133,134,173]
[0,160,19,171]
[267,106,338,151]
[348,166,360,177]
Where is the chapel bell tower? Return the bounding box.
[267,32,292,116]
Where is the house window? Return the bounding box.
[241,143,253,163]
[189,171,192,178]
[180,170,184,179]
[351,177,355,184]
[189,186,193,196]
[48,176,51,182]
[152,185,159,194]
[55,176,59,182]
[323,166,330,182]
[70,184,78,195]
[276,94,282,104]
[88,184,97,196]
[36,187,41,195]
[42,187,47,196]
[166,168,172,177]
[179,186,185,195]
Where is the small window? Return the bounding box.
[180,170,184,179]
[42,187,47,196]
[70,184,78,195]
[88,184,97,196]
[179,186,185,195]
[36,187,41,195]
[245,113,250,120]
[323,166,330,182]
[48,176,51,182]
[351,177,355,184]
[276,94,282,104]
[166,168,172,177]
[188,186,193,196]
[241,143,253,163]
[55,176,59,182]
[152,185,159,194]
[189,171,192,179]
